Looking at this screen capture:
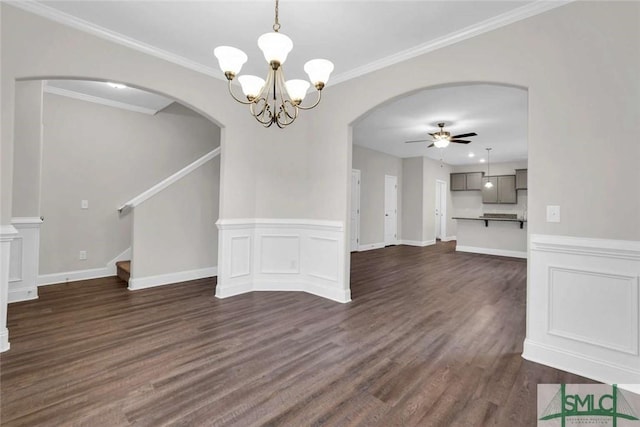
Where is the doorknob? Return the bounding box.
[385,214,389,217]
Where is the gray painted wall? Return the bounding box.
[422,157,456,241]
[132,157,219,278]
[39,93,220,274]
[401,157,423,242]
[352,145,402,246]
[12,81,43,217]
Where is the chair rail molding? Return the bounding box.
[524,234,640,385]
[216,218,350,303]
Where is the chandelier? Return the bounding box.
[213,0,334,128]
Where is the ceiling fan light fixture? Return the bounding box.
[214,0,333,128]
[434,139,450,148]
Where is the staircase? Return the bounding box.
[116,261,131,283]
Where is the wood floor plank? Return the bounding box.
[1,242,596,426]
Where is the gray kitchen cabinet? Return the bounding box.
[516,169,528,190]
[482,175,517,204]
[481,177,498,203]
[451,172,484,191]
[498,175,517,203]
[450,173,467,191]
[465,172,484,190]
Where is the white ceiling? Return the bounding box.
[23,1,556,162]
[353,84,528,165]
[45,80,175,114]
[23,0,565,85]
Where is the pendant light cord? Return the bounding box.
[273,0,281,32]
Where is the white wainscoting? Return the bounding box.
[523,234,640,385]
[8,218,43,302]
[1,224,19,352]
[216,219,350,303]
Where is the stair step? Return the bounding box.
[116,260,131,282]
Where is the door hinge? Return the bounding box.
[358,180,360,184]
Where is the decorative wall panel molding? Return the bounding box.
[1,224,20,352]
[524,234,640,385]
[8,218,43,302]
[216,219,350,303]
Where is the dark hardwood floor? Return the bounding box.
[1,242,593,426]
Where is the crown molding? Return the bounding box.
[44,84,161,115]
[9,0,573,87]
[329,0,574,86]
[6,1,223,80]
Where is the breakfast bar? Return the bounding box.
[452,214,527,259]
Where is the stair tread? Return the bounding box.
[116,260,131,274]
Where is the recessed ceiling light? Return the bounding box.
[480,158,486,163]
[468,152,475,158]
[107,82,127,89]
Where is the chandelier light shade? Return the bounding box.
[213,46,248,77]
[214,0,334,128]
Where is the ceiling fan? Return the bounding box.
[405,122,477,148]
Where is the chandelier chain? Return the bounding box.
[273,0,281,32]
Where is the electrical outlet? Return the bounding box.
[81,200,89,209]
[79,250,87,260]
[546,205,560,223]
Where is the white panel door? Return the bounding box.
[350,169,361,252]
[384,175,398,246]
[435,180,447,240]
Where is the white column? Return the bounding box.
[0,224,19,352]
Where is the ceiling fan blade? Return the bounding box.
[427,143,435,148]
[428,133,437,138]
[450,140,471,144]
[404,139,432,144]
[450,132,477,139]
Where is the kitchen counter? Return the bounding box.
[452,215,527,229]
[452,214,527,258]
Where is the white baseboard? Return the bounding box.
[399,239,436,247]
[38,266,114,286]
[0,328,9,352]
[523,339,640,385]
[216,280,351,303]
[358,242,385,252]
[8,288,38,303]
[38,247,131,286]
[129,266,217,291]
[441,235,457,242]
[456,245,527,259]
[215,281,252,299]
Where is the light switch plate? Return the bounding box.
[81,200,89,209]
[546,205,560,223]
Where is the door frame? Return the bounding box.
[384,174,398,246]
[435,179,447,240]
[351,169,361,252]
